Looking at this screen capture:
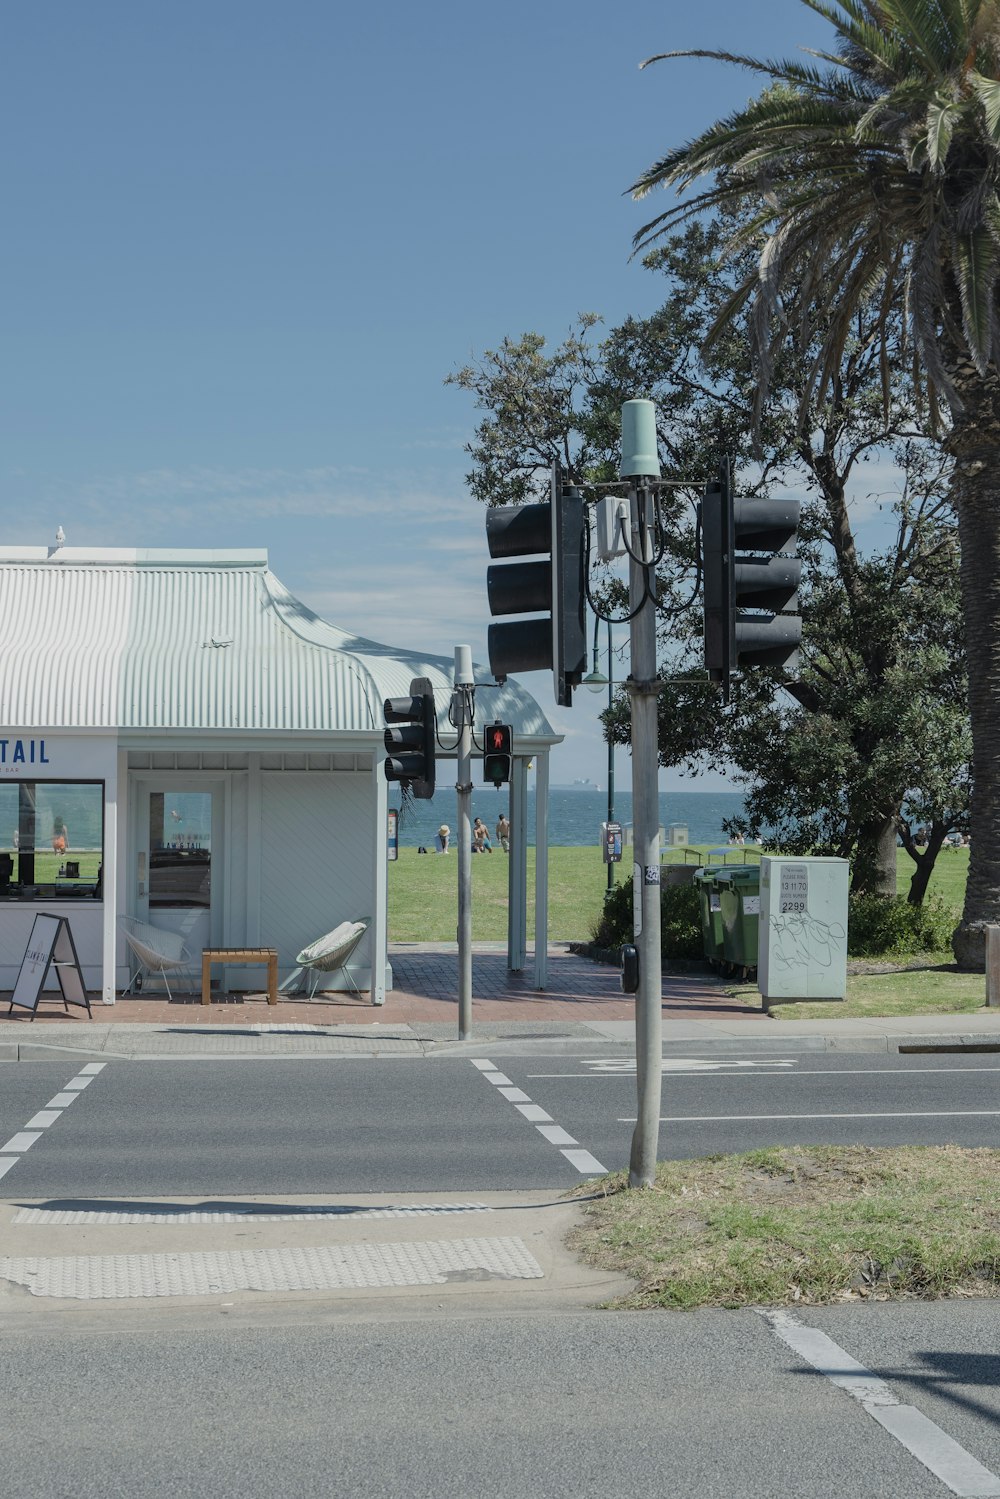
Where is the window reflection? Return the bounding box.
[149,792,211,908]
[0,781,104,899]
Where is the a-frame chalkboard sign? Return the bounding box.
[9,914,92,1020]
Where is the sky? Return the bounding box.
[1,0,848,791]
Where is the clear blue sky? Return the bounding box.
[1,1,840,789]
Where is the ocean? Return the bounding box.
[389,787,747,850]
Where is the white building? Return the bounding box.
[0,547,561,1003]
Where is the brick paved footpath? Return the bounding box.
[1,946,759,1028]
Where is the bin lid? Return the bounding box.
[715,865,761,888]
[692,866,723,885]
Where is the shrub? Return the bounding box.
[847,894,955,958]
[591,879,703,960]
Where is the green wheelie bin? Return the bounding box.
[717,864,761,977]
[693,866,726,967]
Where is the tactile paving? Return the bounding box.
[0,1235,544,1298]
[14,1202,492,1226]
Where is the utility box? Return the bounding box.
[758,856,849,1004]
[667,823,688,847]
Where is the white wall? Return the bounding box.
[257,770,374,979]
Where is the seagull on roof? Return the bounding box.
[55,526,65,546]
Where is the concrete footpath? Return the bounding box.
[0,943,996,1061]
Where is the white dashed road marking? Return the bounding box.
[471,1058,607,1176]
[0,1062,106,1181]
[759,1309,1000,1498]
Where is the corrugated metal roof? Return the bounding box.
[0,547,558,743]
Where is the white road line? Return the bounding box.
[0,1065,109,1183]
[1,1132,43,1154]
[483,1072,513,1087]
[561,1149,607,1174]
[617,1109,1000,1124]
[530,1065,1000,1079]
[759,1309,1000,1497]
[472,1059,607,1176]
[515,1103,553,1123]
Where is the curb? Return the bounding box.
[3,1027,1000,1061]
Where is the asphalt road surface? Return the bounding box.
[3,1301,1000,1499]
[1,1049,1000,1196]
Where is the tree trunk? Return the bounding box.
[851,814,898,897]
[904,822,948,905]
[949,388,1000,968]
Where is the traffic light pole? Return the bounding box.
[454,644,474,1039]
[627,484,663,1189]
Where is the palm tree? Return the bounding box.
[631,0,1000,968]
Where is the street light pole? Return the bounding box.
[620,400,662,1191]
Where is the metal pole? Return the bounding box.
[627,485,662,1188]
[606,619,615,897]
[454,645,474,1039]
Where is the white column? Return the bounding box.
[103,748,124,1003]
[508,755,528,971]
[533,749,549,990]
[371,754,388,1004]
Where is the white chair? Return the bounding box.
[282,920,370,1000]
[119,915,194,1000]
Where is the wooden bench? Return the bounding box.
[201,947,278,1006]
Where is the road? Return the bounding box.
[3,1302,1000,1498]
[2,1048,1000,1195]
[3,1046,1000,1499]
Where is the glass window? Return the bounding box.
[0,781,104,900]
[149,791,212,908]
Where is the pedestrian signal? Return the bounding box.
[483,722,512,787]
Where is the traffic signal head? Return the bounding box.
[701,461,801,697]
[483,722,512,787]
[383,675,436,799]
[485,464,587,707]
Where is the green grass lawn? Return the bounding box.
[387,845,629,944]
[388,842,971,947]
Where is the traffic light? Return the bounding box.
[485,463,587,707]
[483,722,512,787]
[383,675,436,799]
[701,460,801,697]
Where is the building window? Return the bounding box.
[0,781,103,900]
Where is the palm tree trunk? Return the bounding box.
[951,413,1000,968]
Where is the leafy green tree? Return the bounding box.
[629,0,1000,963]
[450,213,968,900]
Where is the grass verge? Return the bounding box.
[728,967,988,1020]
[568,1145,1000,1309]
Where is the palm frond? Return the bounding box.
[877,0,968,72]
[969,69,1000,137]
[925,96,961,165]
[953,224,998,369]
